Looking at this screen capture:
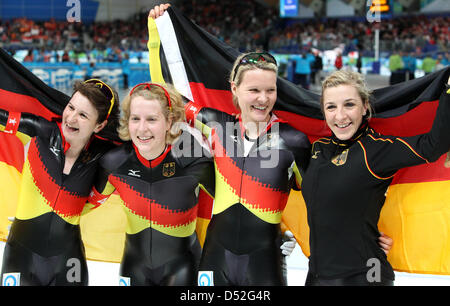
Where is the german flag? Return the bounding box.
[148,7,450,275]
[0,48,126,263]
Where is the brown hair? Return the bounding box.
[118,83,185,144]
[72,80,120,129]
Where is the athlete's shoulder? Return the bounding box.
[361,128,396,146]
[278,121,311,149]
[99,141,132,170]
[171,123,213,168]
[89,136,120,155]
[311,137,332,151]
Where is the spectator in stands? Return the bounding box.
[356,53,362,73]
[84,62,95,81]
[121,52,130,89]
[334,52,343,70]
[23,49,33,62]
[62,51,70,62]
[388,52,405,85]
[442,52,450,67]
[311,50,323,85]
[293,52,312,89]
[402,52,416,81]
[421,55,436,75]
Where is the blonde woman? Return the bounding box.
[88,83,214,286]
[302,71,450,285]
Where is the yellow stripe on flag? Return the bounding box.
[0,162,21,241]
[80,194,127,263]
[282,181,450,275]
[379,180,450,275]
[282,190,310,257]
[196,217,210,248]
[147,17,165,84]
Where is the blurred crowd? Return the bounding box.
[0,0,448,64]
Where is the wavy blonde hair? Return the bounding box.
[118,83,186,144]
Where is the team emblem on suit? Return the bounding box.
[331,149,349,166]
[162,162,176,177]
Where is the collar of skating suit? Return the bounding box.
[132,142,172,168]
[235,113,287,139]
[330,118,369,148]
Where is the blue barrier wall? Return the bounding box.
[23,62,151,90]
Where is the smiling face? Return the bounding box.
[323,84,368,141]
[128,96,172,160]
[62,91,105,146]
[231,68,277,126]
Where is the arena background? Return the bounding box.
[0,0,449,285]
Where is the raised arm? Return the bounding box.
[366,81,450,177]
[148,3,171,19]
[83,156,116,215]
[0,109,51,144]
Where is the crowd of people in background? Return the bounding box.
[0,0,448,90]
[269,14,449,55]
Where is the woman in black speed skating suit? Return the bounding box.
[88,83,215,286]
[302,70,450,286]
[0,79,120,286]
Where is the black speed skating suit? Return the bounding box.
[186,103,311,286]
[89,129,214,285]
[0,110,115,286]
[302,89,450,285]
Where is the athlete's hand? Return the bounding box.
[378,232,393,255]
[280,231,296,256]
[445,151,450,168]
[149,3,171,19]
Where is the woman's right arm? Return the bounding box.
[0,109,47,143]
[148,3,171,19]
[83,158,116,215]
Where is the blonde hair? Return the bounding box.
[229,52,278,111]
[118,83,186,144]
[321,70,374,118]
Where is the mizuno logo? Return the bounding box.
[50,146,60,156]
[128,169,141,177]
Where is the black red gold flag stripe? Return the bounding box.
[150,7,450,275]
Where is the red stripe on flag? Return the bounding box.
[392,154,450,184]
[0,133,24,172]
[274,110,330,143]
[197,189,213,219]
[371,100,438,137]
[0,88,58,121]
[189,82,237,115]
